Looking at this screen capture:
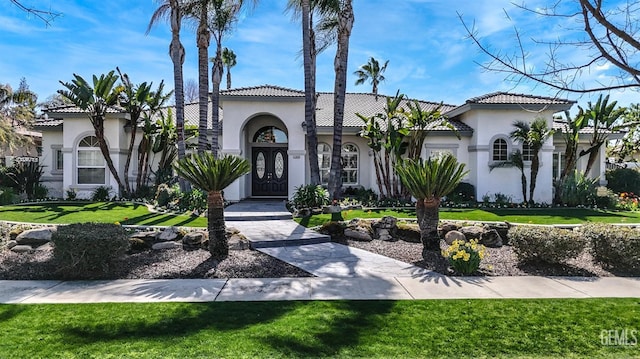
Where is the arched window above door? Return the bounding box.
[253,126,288,143]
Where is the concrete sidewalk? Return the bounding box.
[1,275,639,304]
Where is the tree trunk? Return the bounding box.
[123,122,136,195]
[207,190,228,258]
[95,124,125,196]
[211,45,223,158]
[529,153,540,203]
[197,7,210,154]
[169,0,187,191]
[416,198,441,251]
[520,169,527,203]
[226,68,232,90]
[302,0,320,185]
[583,143,602,176]
[327,0,354,200]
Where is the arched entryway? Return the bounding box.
[250,125,288,197]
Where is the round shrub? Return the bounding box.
[155,183,175,207]
[52,223,130,279]
[507,225,587,264]
[292,184,329,209]
[579,223,640,271]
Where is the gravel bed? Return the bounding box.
[0,247,311,280]
[1,235,637,280]
[337,237,637,277]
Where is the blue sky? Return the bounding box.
[1,0,637,109]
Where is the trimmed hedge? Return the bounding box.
[52,222,130,279]
[507,226,587,264]
[579,223,640,271]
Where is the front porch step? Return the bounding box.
[225,219,330,249]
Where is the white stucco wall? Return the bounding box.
[462,108,558,204]
[220,98,306,201]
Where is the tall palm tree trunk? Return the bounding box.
[302,0,320,185]
[327,0,354,199]
[168,0,187,191]
[123,125,137,194]
[211,47,223,158]
[529,155,540,203]
[207,190,228,258]
[94,125,125,194]
[197,6,210,154]
[417,198,441,251]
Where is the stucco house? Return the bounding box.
[35,85,614,204]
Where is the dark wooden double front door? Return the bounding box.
[252,147,287,196]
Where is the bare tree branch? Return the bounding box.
[461,1,640,94]
[9,0,61,26]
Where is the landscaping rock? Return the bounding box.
[229,234,250,250]
[480,229,503,248]
[444,230,466,245]
[152,241,182,250]
[377,228,394,241]
[130,231,158,242]
[344,228,373,241]
[395,224,421,243]
[11,245,33,253]
[34,242,53,251]
[15,227,55,246]
[376,216,397,229]
[183,231,207,250]
[439,222,460,237]
[5,240,18,249]
[460,226,483,240]
[157,226,181,242]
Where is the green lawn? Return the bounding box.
[297,208,640,227]
[0,202,207,227]
[0,299,637,358]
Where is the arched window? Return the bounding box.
[317,142,331,184]
[77,136,105,184]
[492,138,508,161]
[253,126,288,143]
[341,143,358,185]
[522,143,534,161]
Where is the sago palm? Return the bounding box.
[396,154,468,251]
[174,153,250,258]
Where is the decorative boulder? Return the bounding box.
[377,228,394,241]
[34,242,53,251]
[344,228,373,241]
[459,226,483,240]
[5,240,18,249]
[439,222,460,237]
[152,241,181,250]
[130,231,158,243]
[480,229,503,248]
[15,227,55,246]
[228,234,250,250]
[183,231,207,250]
[376,216,398,230]
[157,226,181,242]
[444,230,466,245]
[10,245,33,253]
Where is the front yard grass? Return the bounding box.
[0,202,207,227]
[296,207,640,227]
[0,299,638,358]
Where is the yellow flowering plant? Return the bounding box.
[441,239,486,275]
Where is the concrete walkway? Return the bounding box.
[1,200,639,303]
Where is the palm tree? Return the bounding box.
[510,118,554,203]
[117,68,153,195]
[489,150,527,203]
[354,57,388,100]
[396,154,468,251]
[578,94,627,175]
[287,0,338,185]
[58,71,127,194]
[221,47,236,89]
[174,153,250,257]
[147,0,188,186]
[327,0,354,200]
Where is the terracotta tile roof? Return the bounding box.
[34,119,63,127]
[220,85,304,97]
[153,102,217,129]
[466,92,575,105]
[552,120,619,135]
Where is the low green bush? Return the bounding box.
[52,223,130,279]
[0,186,16,205]
[507,225,587,264]
[579,223,640,270]
[292,184,329,209]
[91,186,112,202]
[155,183,175,207]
